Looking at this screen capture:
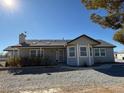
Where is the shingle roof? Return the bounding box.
[4,39,116,51]
[4,46,19,51]
[94,40,116,48]
[26,40,70,46]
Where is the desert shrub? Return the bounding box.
[43,57,58,66]
[6,56,58,67]
[6,57,21,67]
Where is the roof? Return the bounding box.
[4,35,116,51]
[4,46,19,51]
[67,35,100,44]
[94,40,116,48]
[26,40,70,46]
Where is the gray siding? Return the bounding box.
[67,45,78,66]
[79,57,89,66]
[79,56,94,66]
[67,58,77,66]
[44,48,66,63]
[93,48,115,63]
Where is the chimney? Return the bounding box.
[19,33,26,44]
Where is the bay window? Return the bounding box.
[68,47,75,57]
[94,48,100,56]
[80,47,87,57]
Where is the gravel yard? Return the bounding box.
[0,64,124,93]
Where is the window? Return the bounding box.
[94,48,106,57]
[90,48,93,56]
[100,48,106,56]
[80,47,87,57]
[94,48,100,56]
[30,49,43,57]
[30,50,37,57]
[68,47,75,57]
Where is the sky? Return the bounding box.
[0,0,124,52]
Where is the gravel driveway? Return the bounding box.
[0,64,124,92]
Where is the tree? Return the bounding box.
[81,0,124,44]
[114,29,124,44]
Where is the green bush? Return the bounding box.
[6,56,58,67]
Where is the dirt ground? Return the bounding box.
[10,86,124,93]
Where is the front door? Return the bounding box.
[56,49,64,63]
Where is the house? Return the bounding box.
[114,51,124,60]
[4,33,116,66]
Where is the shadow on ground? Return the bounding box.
[94,64,124,77]
[8,66,77,75]
[7,63,124,77]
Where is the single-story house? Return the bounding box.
[4,33,116,66]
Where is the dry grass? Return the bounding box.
[0,61,6,67]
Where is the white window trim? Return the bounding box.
[100,48,106,57]
[94,48,100,57]
[67,46,76,58]
[94,48,106,57]
[79,45,88,57]
[30,48,44,57]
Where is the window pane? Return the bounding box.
[69,47,75,52]
[69,52,75,57]
[90,48,92,56]
[100,48,106,56]
[94,48,100,56]
[80,47,87,56]
[69,47,75,57]
[31,50,37,57]
[80,52,87,56]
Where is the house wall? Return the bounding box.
[19,48,66,63]
[93,48,115,63]
[67,36,96,66]
[67,46,78,66]
[79,56,94,66]
[43,48,57,62]
[19,48,30,57]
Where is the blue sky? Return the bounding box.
[0,0,124,52]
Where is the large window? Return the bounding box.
[100,48,106,56]
[68,47,75,57]
[30,50,37,57]
[30,49,43,57]
[94,48,100,56]
[94,48,106,57]
[80,47,87,57]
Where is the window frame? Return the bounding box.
[30,48,44,57]
[79,46,88,57]
[94,48,100,57]
[100,48,106,57]
[68,46,76,58]
[94,48,106,57]
[30,49,37,57]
